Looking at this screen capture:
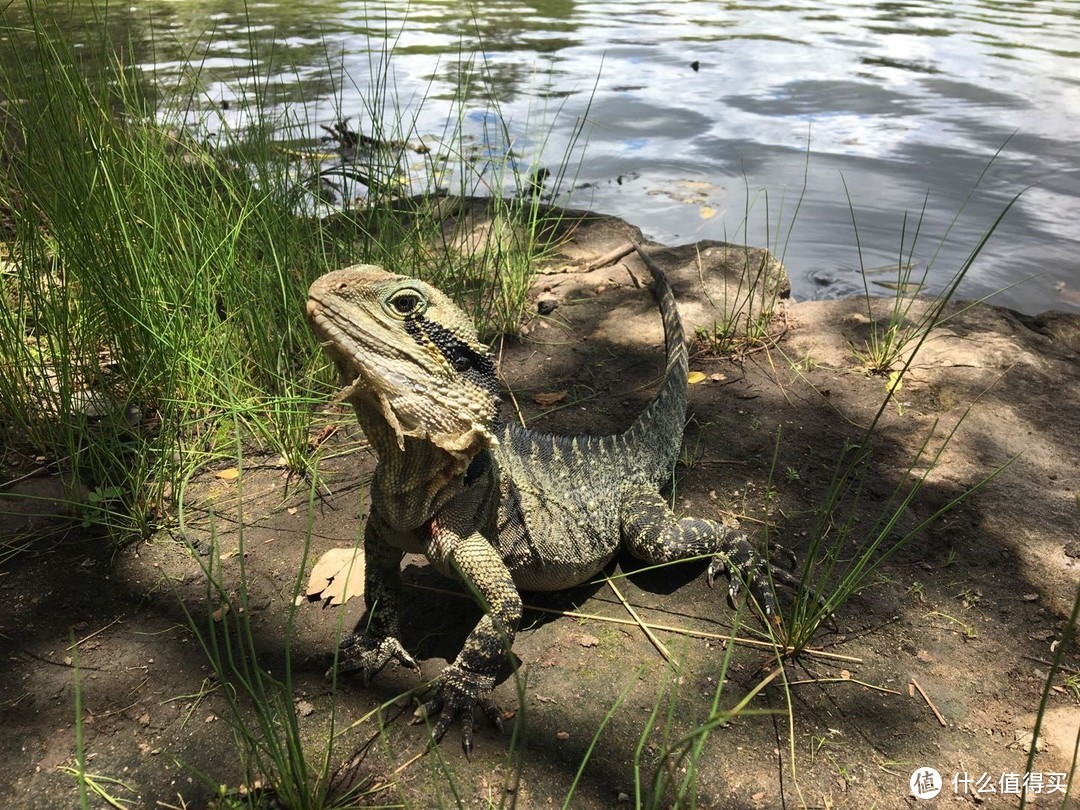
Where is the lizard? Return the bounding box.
[305,245,804,755]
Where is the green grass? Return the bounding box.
[844,145,1024,375]
[1022,582,1080,809]
[176,412,368,810]
[60,632,137,808]
[759,148,1023,659]
[2,3,1054,808]
[0,2,582,543]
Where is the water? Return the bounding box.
[10,0,1080,314]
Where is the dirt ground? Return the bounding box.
[2,210,1079,808]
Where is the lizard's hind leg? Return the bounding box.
[620,487,800,622]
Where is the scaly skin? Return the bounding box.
[306,248,803,755]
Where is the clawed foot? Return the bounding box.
[707,531,820,623]
[413,664,504,758]
[331,632,421,685]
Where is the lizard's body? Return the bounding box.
[307,249,789,752]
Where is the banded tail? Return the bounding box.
[619,244,690,484]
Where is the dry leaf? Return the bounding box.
[533,391,568,407]
[310,424,338,450]
[840,669,851,679]
[699,205,716,220]
[215,467,240,481]
[295,699,315,717]
[305,548,365,606]
[687,371,707,384]
[577,633,600,648]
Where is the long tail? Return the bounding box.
[618,244,689,483]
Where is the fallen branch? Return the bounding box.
[911,677,947,726]
[585,241,636,272]
[605,576,673,665]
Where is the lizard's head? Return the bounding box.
[306,264,499,455]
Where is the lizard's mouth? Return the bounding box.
[307,298,398,392]
[306,296,434,441]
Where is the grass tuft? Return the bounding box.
[0,3,583,543]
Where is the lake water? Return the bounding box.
[10,0,1080,314]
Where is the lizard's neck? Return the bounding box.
[351,398,483,531]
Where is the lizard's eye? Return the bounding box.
[385,288,426,318]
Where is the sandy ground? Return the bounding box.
[2,208,1079,808]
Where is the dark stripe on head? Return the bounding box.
[404,317,500,398]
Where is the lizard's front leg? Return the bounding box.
[420,527,520,756]
[337,519,420,683]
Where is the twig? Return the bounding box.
[605,576,673,665]
[406,582,863,663]
[910,677,947,726]
[497,336,528,429]
[87,698,141,719]
[1022,655,1079,675]
[786,676,903,696]
[66,616,122,651]
[585,241,636,272]
[20,649,105,671]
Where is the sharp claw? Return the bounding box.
[333,634,420,685]
[433,709,455,743]
[706,560,721,589]
[413,696,441,726]
[481,698,504,734]
[460,706,475,758]
[709,533,814,625]
[411,665,502,753]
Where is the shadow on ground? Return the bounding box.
[2,207,1078,808]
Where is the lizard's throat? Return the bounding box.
[343,382,495,473]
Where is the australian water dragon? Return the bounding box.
[306,246,802,754]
